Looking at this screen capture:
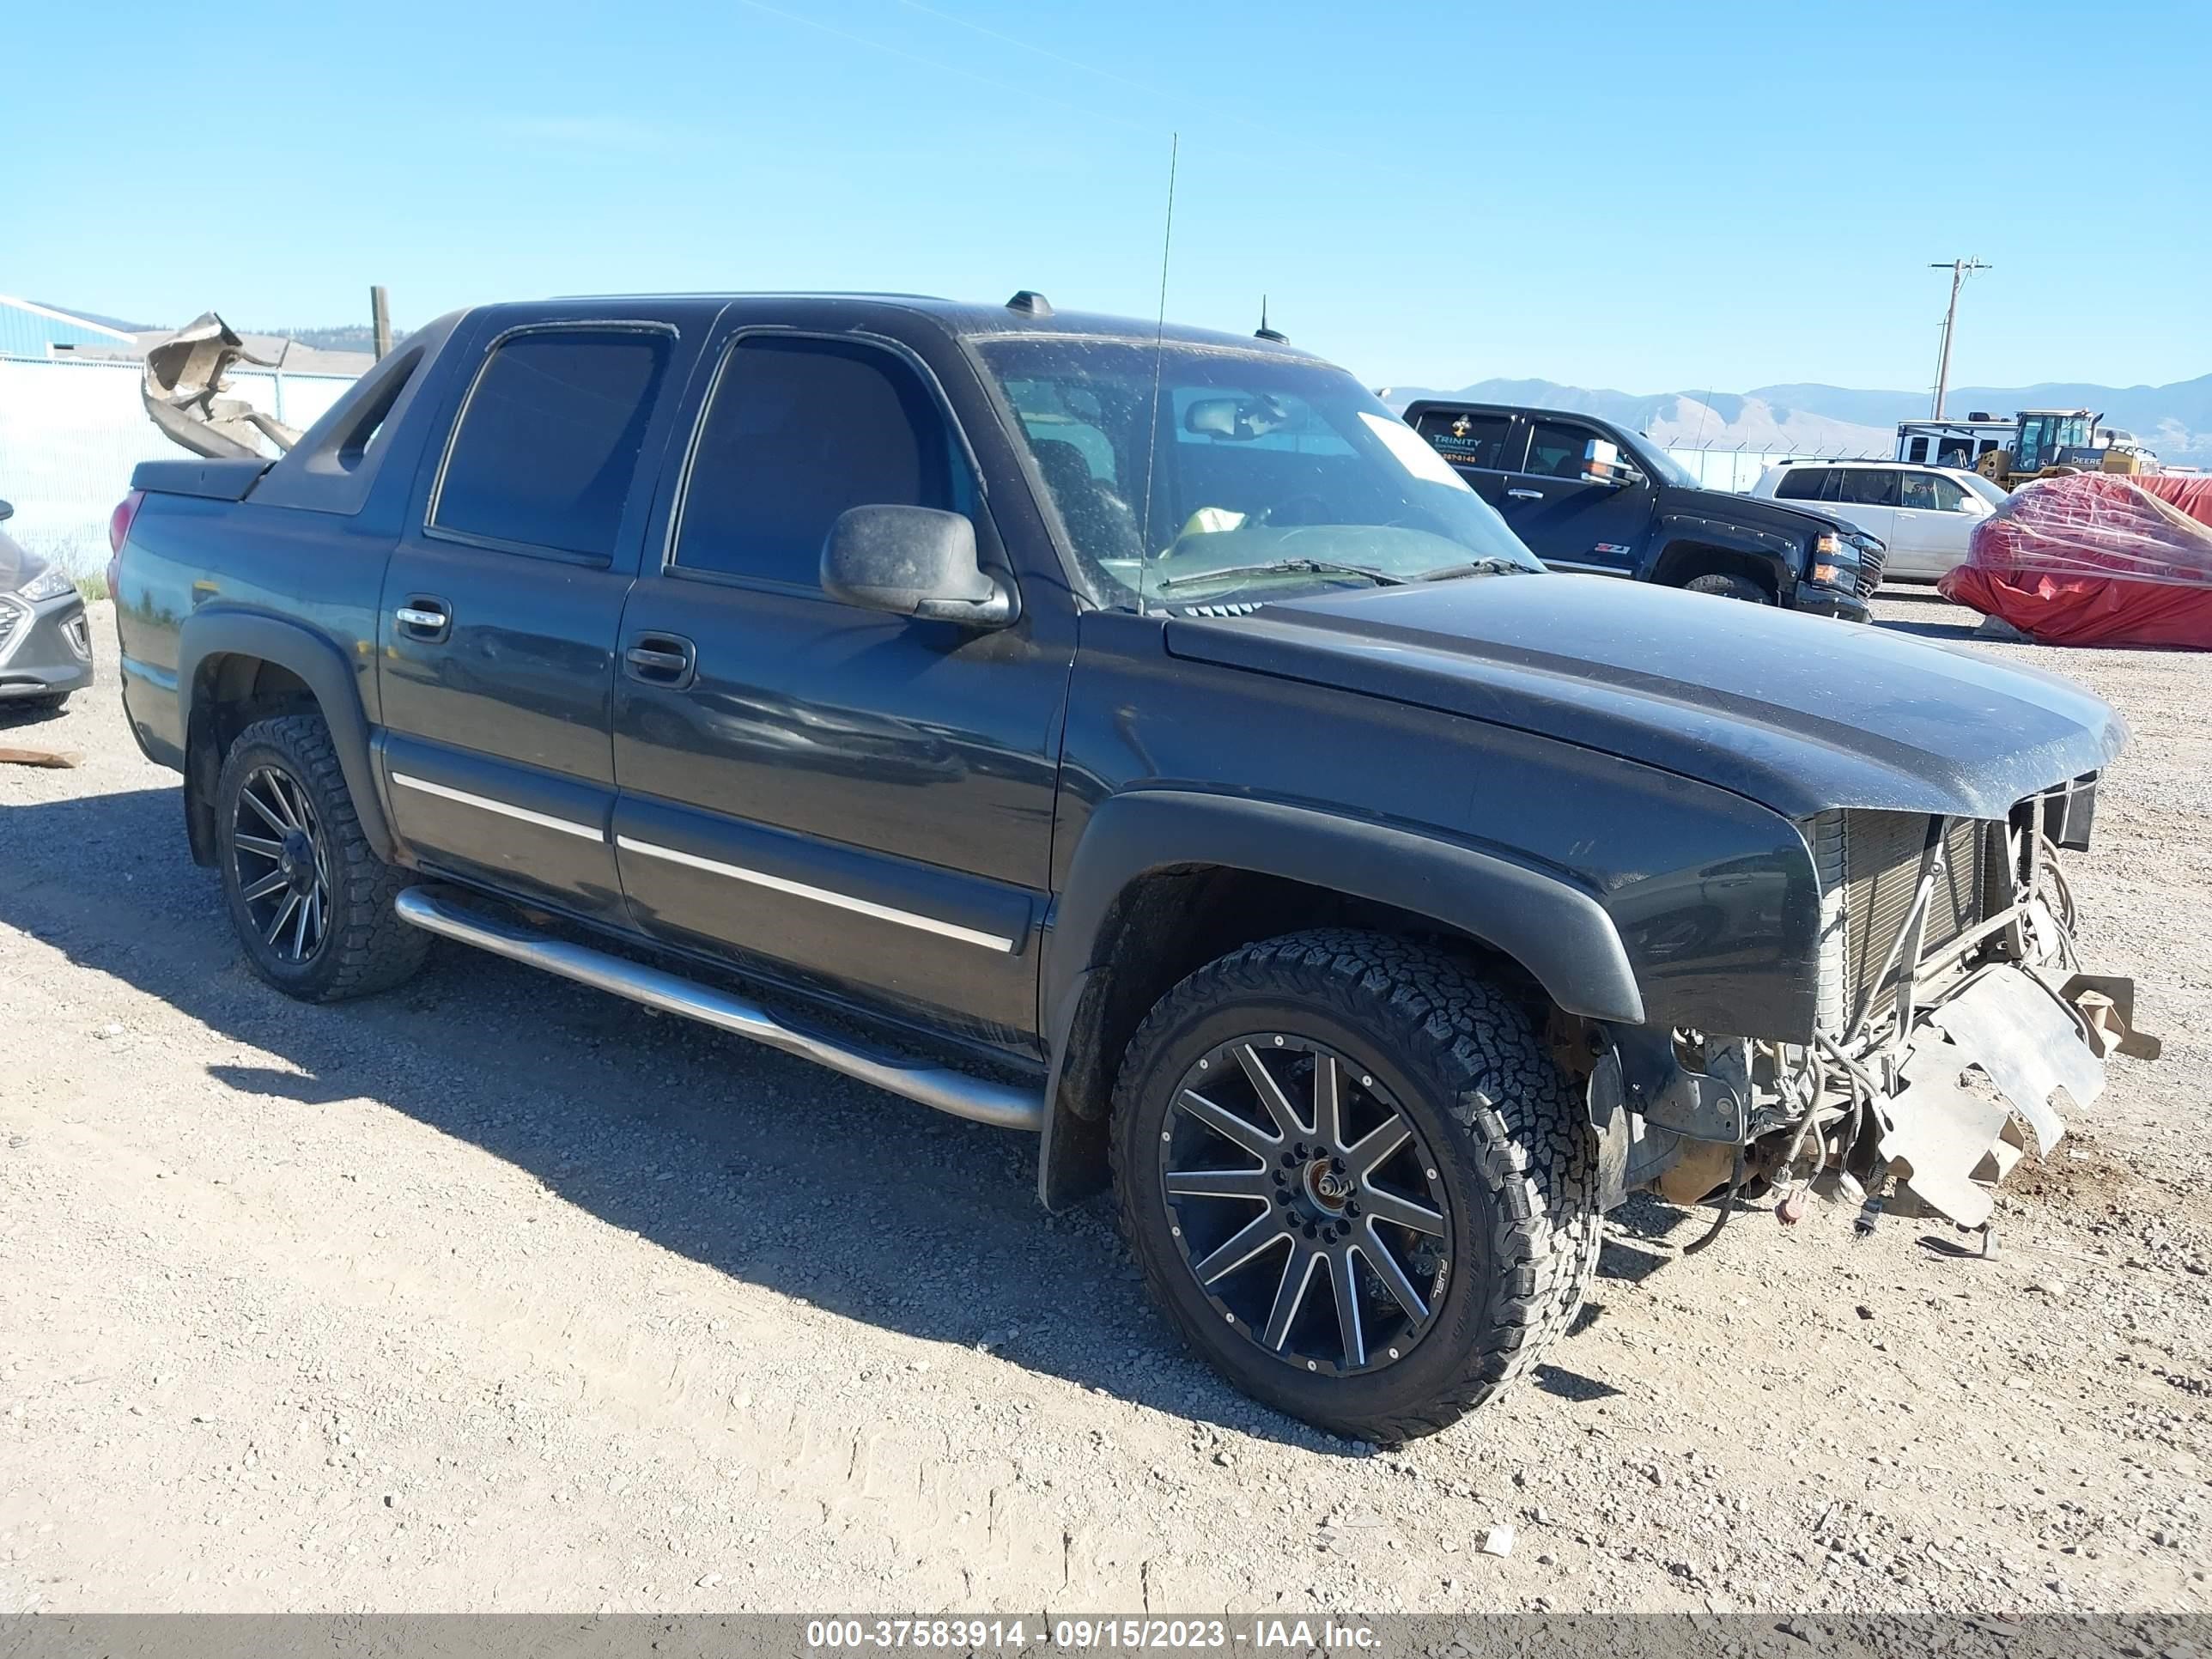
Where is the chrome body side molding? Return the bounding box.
[388,771,604,841]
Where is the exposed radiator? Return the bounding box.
[1808,810,1990,1031]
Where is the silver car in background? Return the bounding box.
[0,499,94,711]
[1752,459,2007,582]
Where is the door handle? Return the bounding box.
[395,597,450,639]
[1506,488,1546,501]
[623,633,697,690]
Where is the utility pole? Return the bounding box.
[369,286,392,360]
[1929,258,1990,419]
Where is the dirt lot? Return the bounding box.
[2,591,2208,1616]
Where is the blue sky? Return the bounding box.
[10,0,2207,394]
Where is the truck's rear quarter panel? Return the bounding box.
[117,491,401,772]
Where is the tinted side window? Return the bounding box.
[674,337,957,587]
[1837,469,1899,507]
[1523,419,1604,479]
[1774,467,1831,501]
[1905,437,1929,463]
[1412,410,1512,471]
[1926,474,1969,511]
[433,329,671,559]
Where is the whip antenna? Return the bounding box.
[1134,132,1178,618]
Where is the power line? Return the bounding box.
[1929,258,1991,420]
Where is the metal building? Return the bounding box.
[0,295,141,359]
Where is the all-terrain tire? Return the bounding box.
[1682,571,1770,604]
[216,713,427,1002]
[1109,929,1601,1443]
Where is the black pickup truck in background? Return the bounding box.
[1403,400,1885,618]
[108,292,2144,1442]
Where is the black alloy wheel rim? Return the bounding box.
[1158,1035,1455,1377]
[231,764,331,964]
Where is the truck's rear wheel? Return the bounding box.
[215,713,427,1002]
[1110,930,1600,1443]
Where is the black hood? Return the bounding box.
[1164,573,2124,820]
[1656,483,1871,544]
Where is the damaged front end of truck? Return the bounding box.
[1595,774,2158,1243]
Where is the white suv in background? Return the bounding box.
[1749,459,2007,581]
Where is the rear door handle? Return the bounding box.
[1506,488,1546,501]
[395,597,450,639]
[624,632,697,690]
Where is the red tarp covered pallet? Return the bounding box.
[1940,472,2212,648]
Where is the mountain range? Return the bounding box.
[1374,374,2212,467]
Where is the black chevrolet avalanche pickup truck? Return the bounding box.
[1403,399,1885,618]
[112,293,2152,1441]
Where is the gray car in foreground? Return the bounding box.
[0,501,94,709]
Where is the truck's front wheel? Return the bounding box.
[1110,930,1600,1443]
[1682,571,1771,604]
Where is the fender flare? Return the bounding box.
[1648,514,1800,592]
[1036,789,1644,1206]
[176,607,398,860]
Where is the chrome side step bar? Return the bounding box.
[392,886,1044,1133]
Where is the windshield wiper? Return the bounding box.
[1411,556,1539,582]
[1156,557,1407,592]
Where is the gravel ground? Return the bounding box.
[1,593,2207,1616]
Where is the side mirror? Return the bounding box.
[1580,438,1644,488]
[0,500,13,522]
[821,505,1015,628]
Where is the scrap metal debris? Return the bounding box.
[142,312,301,460]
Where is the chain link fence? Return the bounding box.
[1657,439,1886,494]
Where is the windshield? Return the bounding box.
[2015,414,2088,471]
[1637,441,1698,489]
[975,337,1545,608]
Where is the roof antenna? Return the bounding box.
[1133,131,1178,621]
[1255,296,1287,344]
